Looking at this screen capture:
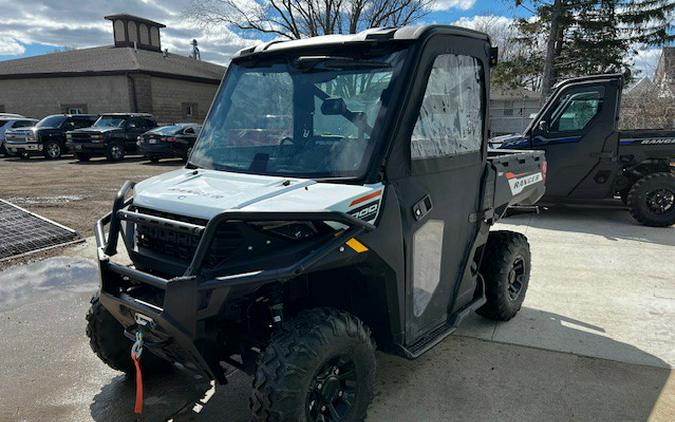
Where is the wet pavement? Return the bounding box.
[1,205,674,421]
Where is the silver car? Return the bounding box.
[0,117,38,156]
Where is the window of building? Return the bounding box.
[60,104,87,114]
[0,105,5,113]
[549,88,604,132]
[411,54,483,160]
[182,103,198,119]
[503,100,514,116]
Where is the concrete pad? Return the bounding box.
[457,203,675,368]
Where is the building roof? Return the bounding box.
[0,46,226,83]
[104,14,166,28]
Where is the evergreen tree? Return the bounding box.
[497,0,674,94]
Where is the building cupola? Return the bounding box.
[104,14,166,52]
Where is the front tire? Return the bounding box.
[250,308,376,422]
[43,141,62,159]
[627,172,675,227]
[86,293,172,374]
[106,142,125,161]
[477,230,531,321]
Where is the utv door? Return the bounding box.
[388,36,486,346]
[528,77,622,198]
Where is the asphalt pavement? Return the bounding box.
[0,202,673,421]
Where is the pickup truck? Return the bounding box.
[491,74,675,226]
[5,114,98,159]
[85,25,545,421]
[66,113,158,161]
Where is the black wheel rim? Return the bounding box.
[645,188,674,215]
[507,256,525,301]
[47,143,60,158]
[306,355,357,422]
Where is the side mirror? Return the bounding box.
[321,97,348,116]
[537,120,549,132]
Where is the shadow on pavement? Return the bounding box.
[504,201,675,247]
[89,308,671,421]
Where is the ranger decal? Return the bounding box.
[505,172,544,195]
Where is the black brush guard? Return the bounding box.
[94,180,375,381]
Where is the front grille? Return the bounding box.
[133,207,243,267]
[69,132,94,143]
[5,131,31,143]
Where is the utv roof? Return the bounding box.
[232,25,490,59]
[552,73,623,90]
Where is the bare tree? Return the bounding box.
[188,0,433,39]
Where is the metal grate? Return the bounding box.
[0,200,79,260]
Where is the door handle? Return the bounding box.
[412,195,433,221]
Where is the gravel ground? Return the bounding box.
[0,155,183,236]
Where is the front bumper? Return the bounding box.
[6,142,42,155]
[95,181,374,381]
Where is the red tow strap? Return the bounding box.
[131,351,144,415]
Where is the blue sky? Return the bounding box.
[0,0,662,76]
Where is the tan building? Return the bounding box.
[0,14,226,124]
[489,86,542,136]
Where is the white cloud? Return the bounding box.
[430,0,476,12]
[0,0,253,64]
[0,37,26,55]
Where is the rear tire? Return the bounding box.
[477,230,531,321]
[148,156,160,163]
[75,153,91,162]
[250,308,376,422]
[86,293,172,374]
[627,172,675,227]
[106,142,125,161]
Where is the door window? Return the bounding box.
[411,54,483,160]
[549,88,603,132]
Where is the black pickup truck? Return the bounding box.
[4,114,98,159]
[66,113,158,161]
[491,74,675,226]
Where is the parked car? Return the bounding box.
[491,74,675,227]
[0,117,38,156]
[66,113,158,161]
[137,123,201,162]
[4,114,97,159]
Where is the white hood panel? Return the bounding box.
[132,169,383,221]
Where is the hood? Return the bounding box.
[488,133,530,149]
[7,127,37,134]
[71,127,120,134]
[133,169,381,221]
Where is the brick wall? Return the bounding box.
[150,76,219,124]
[0,75,131,119]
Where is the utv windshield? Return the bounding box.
[190,50,406,178]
